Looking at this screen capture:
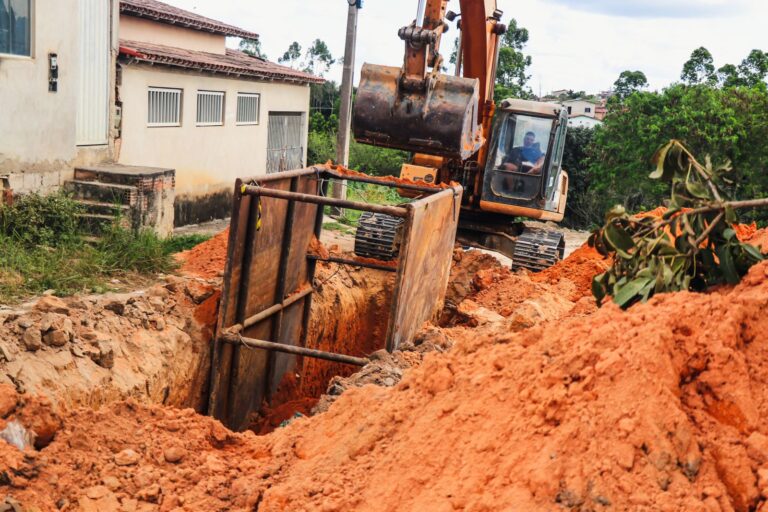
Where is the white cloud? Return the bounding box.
[161,0,766,95]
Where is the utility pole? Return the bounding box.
[333,0,362,205]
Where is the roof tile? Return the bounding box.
[120,0,259,40]
[119,39,324,85]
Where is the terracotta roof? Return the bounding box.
[119,39,324,85]
[120,0,259,40]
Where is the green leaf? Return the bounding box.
[592,274,607,305]
[604,222,636,258]
[685,180,710,199]
[743,243,764,261]
[613,277,652,308]
[716,245,740,285]
[723,228,736,241]
[650,142,673,180]
[724,206,737,224]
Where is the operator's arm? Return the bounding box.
[530,155,546,175]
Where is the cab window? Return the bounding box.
[489,114,553,200]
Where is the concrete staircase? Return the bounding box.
[64,164,176,236]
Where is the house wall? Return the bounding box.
[119,15,224,54]
[562,100,597,118]
[117,64,310,225]
[0,0,118,196]
[568,116,602,129]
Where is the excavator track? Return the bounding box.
[354,212,404,262]
[511,229,565,272]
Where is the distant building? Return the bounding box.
[548,89,570,99]
[594,104,608,121]
[561,98,600,119]
[568,116,603,129]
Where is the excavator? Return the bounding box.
[352,0,569,271]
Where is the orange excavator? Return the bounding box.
[352,0,570,270]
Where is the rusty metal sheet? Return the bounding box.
[209,172,321,430]
[385,186,463,351]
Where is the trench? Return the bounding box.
[248,264,395,434]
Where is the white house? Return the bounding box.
[561,98,599,119]
[116,0,323,224]
[0,0,119,197]
[568,115,603,129]
[0,0,321,227]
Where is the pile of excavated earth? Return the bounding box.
[1,225,768,511]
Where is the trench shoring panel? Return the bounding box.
[209,165,462,430]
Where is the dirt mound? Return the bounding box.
[176,228,230,279]
[8,259,768,510]
[531,243,611,301]
[745,228,768,252]
[0,281,215,412]
[258,260,768,511]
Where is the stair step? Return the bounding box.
[65,180,137,205]
[75,199,131,216]
[74,165,174,187]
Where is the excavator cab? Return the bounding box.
[480,99,569,222]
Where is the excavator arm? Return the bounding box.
[353,0,506,163]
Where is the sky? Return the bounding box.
[163,0,765,95]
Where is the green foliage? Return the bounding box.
[161,234,212,255]
[681,47,716,85]
[0,193,178,302]
[96,223,175,274]
[279,39,336,77]
[239,38,267,59]
[0,192,83,247]
[278,41,302,67]
[612,70,648,101]
[494,18,533,100]
[561,127,603,229]
[585,81,768,225]
[307,123,408,176]
[718,49,768,88]
[590,140,763,309]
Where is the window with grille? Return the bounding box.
[147,87,182,127]
[0,0,31,57]
[236,93,260,125]
[196,90,224,126]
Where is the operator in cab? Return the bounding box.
[502,131,545,175]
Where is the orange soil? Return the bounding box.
[6,236,768,510]
[176,228,230,279]
[531,243,611,301]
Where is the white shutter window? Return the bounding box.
[196,90,225,126]
[236,93,260,125]
[148,87,182,127]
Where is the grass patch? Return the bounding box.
[325,181,404,227]
[0,192,180,304]
[322,222,356,235]
[161,234,212,255]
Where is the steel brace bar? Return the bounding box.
[219,333,369,367]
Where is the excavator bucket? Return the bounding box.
[353,63,484,160]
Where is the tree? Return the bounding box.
[494,18,533,100]
[278,42,302,68]
[303,39,336,77]
[737,49,768,87]
[587,84,768,226]
[681,47,716,85]
[718,49,768,88]
[239,38,267,59]
[612,70,648,100]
